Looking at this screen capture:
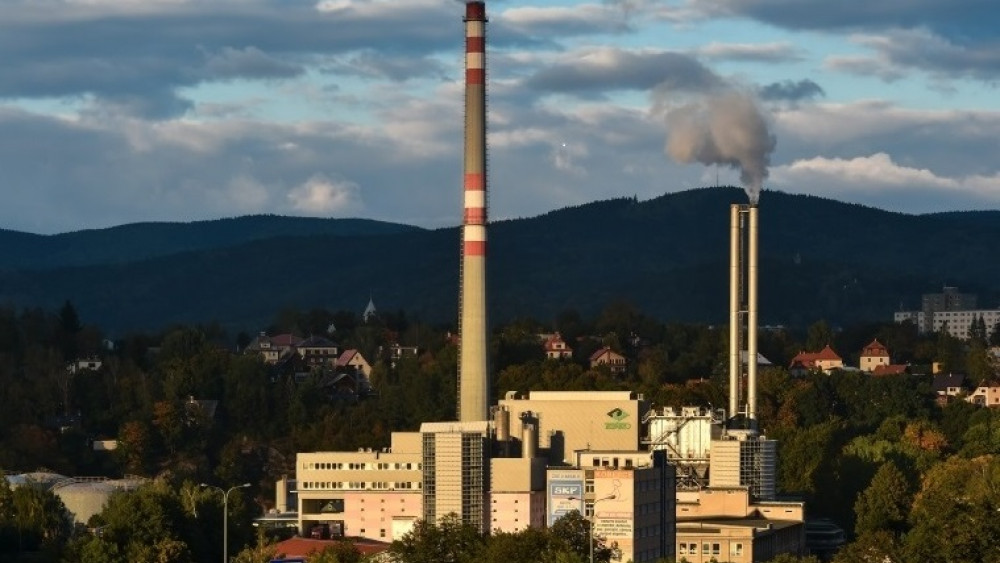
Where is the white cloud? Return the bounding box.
[499,4,625,34]
[287,174,364,215]
[772,152,956,189]
[694,41,803,62]
[770,152,1000,211]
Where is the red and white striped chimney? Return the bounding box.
[458,0,489,422]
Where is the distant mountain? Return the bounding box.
[0,215,422,270]
[1,187,998,333]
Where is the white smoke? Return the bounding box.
[663,89,776,204]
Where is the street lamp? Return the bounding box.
[200,482,251,563]
[569,494,616,563]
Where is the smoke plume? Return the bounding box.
[664,90,776,204]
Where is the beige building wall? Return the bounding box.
[593,468,667,563]
[817,358,843,372]
[676,520,805,563]
[498,391,646,464]
[969,385,1000,407]
[491,457,546,492]
[296,433,423,542]
[421,421,490,532]
[677,488,804,522]
[489,457,546,534]
[861,354,889,372]
[489,491,545,534]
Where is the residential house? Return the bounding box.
[789,345,843,375]
[932,373,967,405]
[542,333,573,360]
[337,349,372,377]
[379,343,419,367]
[967,380,1000,407]
[297,335,340,368]
[246,332,303,364]
[859,339,890,373]
[68,357,103,374]
[590,347,627,374]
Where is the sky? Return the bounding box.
[1,0,999,234]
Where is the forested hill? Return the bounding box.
[1,187,998,333]
[0,215,422,270]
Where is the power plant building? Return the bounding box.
[546,451,677,563]
[295,433,424,542]
[707,432,777,501]
[421,421,491,533]
[496,391,647,465]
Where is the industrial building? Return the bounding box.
[495,391,647,465]
[421,421,491,533]
[295,432,423,542]
[290,2,809,561]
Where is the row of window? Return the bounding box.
[301,481,422,490]
[677,542,743,557]
[303,462,420,470]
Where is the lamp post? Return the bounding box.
[201,482,251,563]
[569,494,616,563]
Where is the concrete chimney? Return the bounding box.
[747,204,759,422]
[728,202,759,428]
[458,1,489,423]
[728,204,740,420]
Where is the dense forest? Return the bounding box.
[2,187,1000,333]
[1,300,1000,562]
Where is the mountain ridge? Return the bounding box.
[1,187,997,333]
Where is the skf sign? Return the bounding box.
[604,408,632,430]
[552,485,581,496]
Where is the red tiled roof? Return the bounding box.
[815,345,842,361]
[873,364,906,376]
[544,333,567,351]
[271,334,304,347]
[589,347,611,362]
[790,345,842,368]
[336,349,359,366]
[861,339,889,357]
[272,537,391,559]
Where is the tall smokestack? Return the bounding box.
[728,204,740,420]
[727,202,759,429]
[747,204,759,422]
[458,0,489,423]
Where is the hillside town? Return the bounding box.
[2,282,1000,562]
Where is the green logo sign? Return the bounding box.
[605,408,632,430]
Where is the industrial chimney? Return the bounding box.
[458,0,489,423]
[727,202,759,428]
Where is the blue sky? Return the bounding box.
[1,0,998,233]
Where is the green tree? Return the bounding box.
[766,554,821,563]
[806,320,834,351]
[548,511,617,563]
[388,514,484,563]
[2,483,74,556]
[904,455,1000,563]
[309,540,364,563]
[67,535,128,563]
[832,530,901,563]
[854,462,912,536]
[231,528,279,563]
[84,481,211,563]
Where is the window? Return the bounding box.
[703,543,710,555]
[678,543,687,555]
[733,543,744,556]
[712,543,720,555]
